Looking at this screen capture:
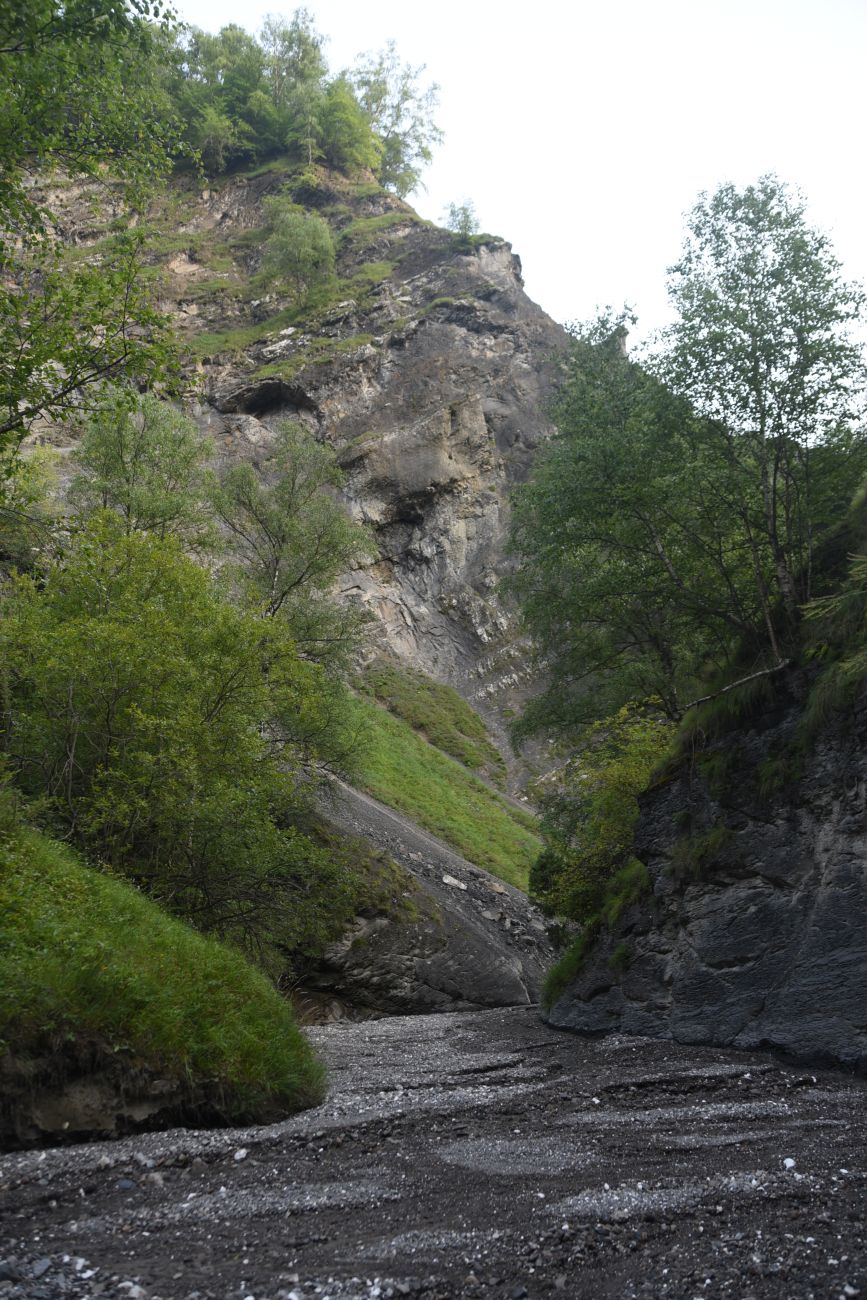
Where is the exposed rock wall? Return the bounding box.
[146,170,568,716]
[544,675,867,1070]
[308,781,554,1015]
[41,166,567,721]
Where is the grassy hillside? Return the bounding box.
[353,691,540,891]
[362,660,507,787]
[0,822,324,1132]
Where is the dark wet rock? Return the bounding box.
[545,673,867,1071]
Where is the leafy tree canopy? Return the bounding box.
[0,0,182,243]
[348,40,443,197]
[658,175,867,628]
[69,390,215,547]
[162,13,440,189]
[445,200,479,245]
[511,178,867,926]
[260,197,336,300]
[512,181,867,737]
[0,1,182,468]
[211,419,373,670]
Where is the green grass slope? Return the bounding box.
[353,695,540,891]
[0,824,324,1138]
[362,660,507,786]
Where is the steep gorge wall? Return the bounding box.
[43,166,567,720]
[544,674,867,1070]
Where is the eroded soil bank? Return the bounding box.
[2,1007,866,1300]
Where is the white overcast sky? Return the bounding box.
[174,0,867,336]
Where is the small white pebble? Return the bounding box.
[783,1157,796,1170]
[592,1097,600,1105]
[234,1147,248,1162]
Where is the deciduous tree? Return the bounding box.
[658,175,867,628]
[349,40,442,197]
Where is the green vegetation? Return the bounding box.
[260,197,336,301]
[339,211,418,249]
[253,335,377,383]
[444,200,480,246]
[670,826,732,882]
[510,177,867,973]
[541,858,651,1010]
[348,40,443,197]
[609,941,633,977]
[530,709,671,919]
[210,419,373,669]
[362,660,506,785]
[0,819,324,1120]
[1,405,373,977]
[345,261,396,294]
[510,179,867,737]
[161,13,440,194]
[0,1,182,457]
[1,515,345,960]
[69,391,215,547]
[353,697,540,890]
[188,309,298,358]
[598,857,651,927]
[541,930,597,1011]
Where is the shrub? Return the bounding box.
[529,707,671,919]
[261,197,335,300]
[0,514,355,962]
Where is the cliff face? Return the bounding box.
[45,166,567,715]
[544,674,867,1071]
[41,167,567,716]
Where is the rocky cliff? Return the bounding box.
[544,672,867,1071]
[29,164,566,1033]
[46,165,567,721]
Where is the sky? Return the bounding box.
[173,0,867,337]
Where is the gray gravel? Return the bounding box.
[2,1007,866,1299]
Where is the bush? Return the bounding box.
[444,200,479,245]
[0,514,355,962]
[530,707,671,919]
[540,858,650,1010]
[260,197,335,300]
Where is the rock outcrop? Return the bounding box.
[42,167,566,716]
[196,190,565,713]
[544,674,867,1071]
[308,781,554,1016]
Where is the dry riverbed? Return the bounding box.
[2,1007,866,1300]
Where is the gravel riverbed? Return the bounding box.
[2,1007,866,1300]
